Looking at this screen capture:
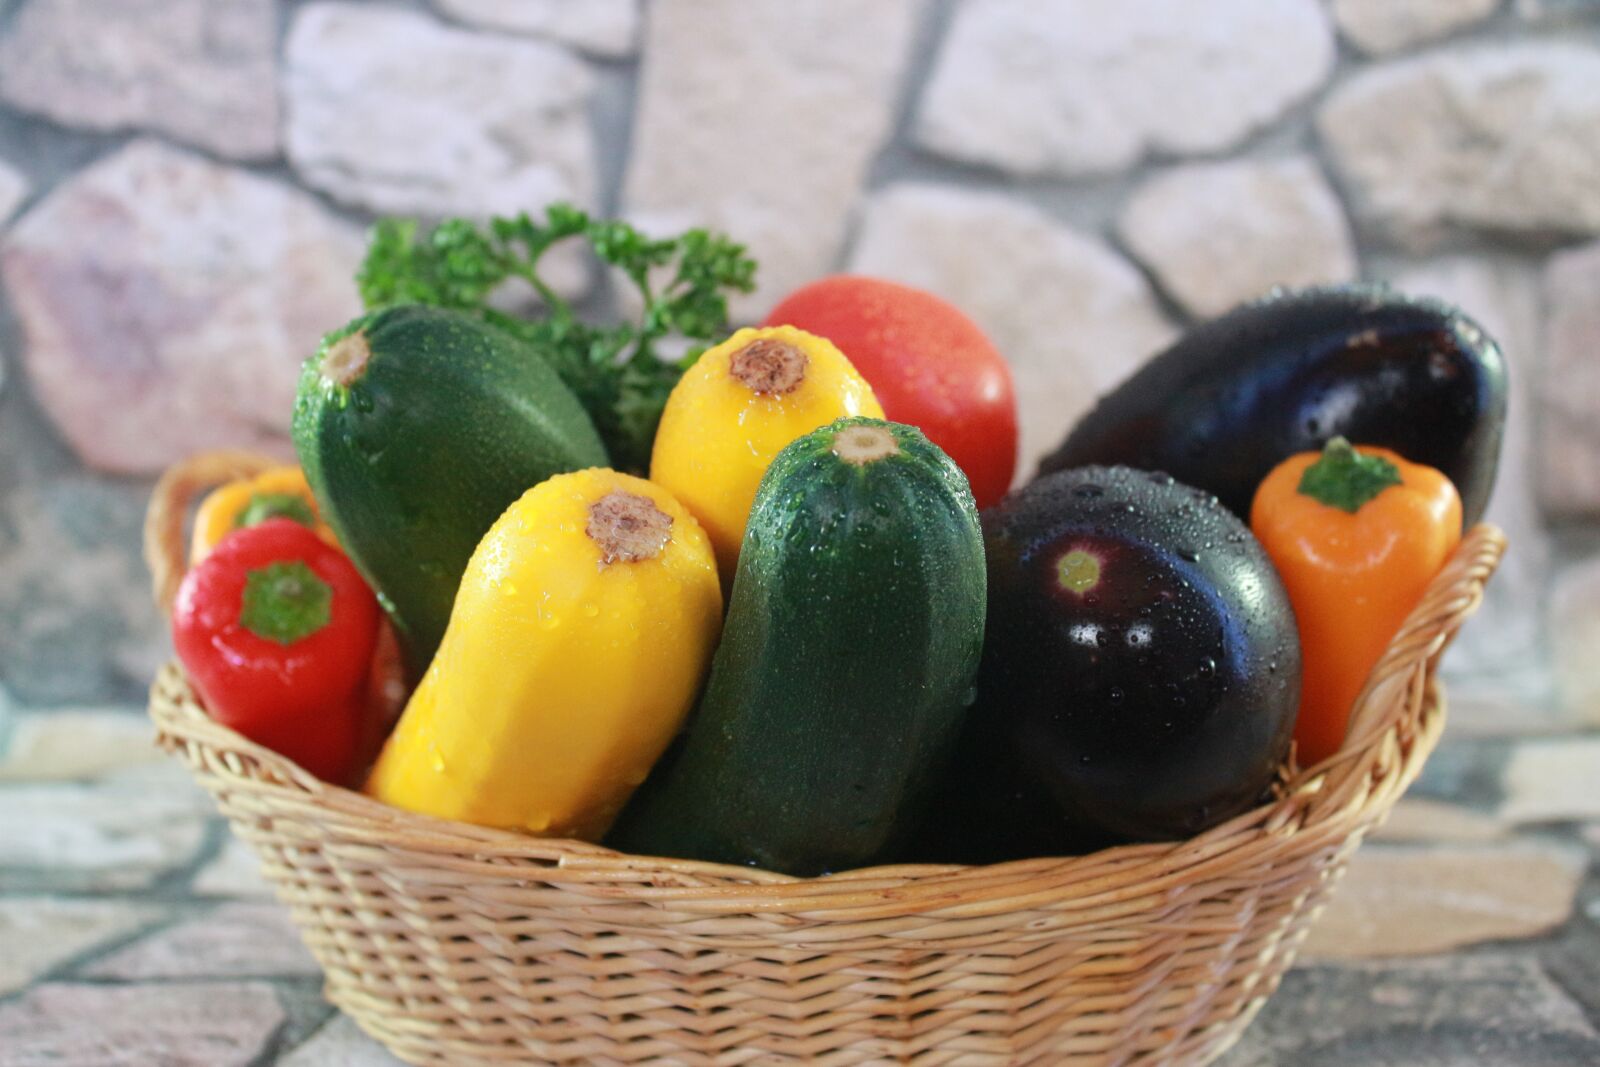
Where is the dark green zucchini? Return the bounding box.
[1038,284,1507,526]
[292,305,607,675]
[607,418,986,876]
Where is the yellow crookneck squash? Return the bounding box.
[650,325,883,582]
[365,469,722,841]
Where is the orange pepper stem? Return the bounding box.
[1296,436,1403,513]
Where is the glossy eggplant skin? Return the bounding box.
[951,466,1301,852]
[1037,285,1507,526]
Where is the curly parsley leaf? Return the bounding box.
[356,205,757,473]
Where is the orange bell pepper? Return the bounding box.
[190,466,338,565]
[1251,438,1461,766]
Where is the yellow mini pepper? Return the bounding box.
[190,466,338,565]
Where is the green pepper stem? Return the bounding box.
[1297,436,1403,514]
[236,492,316,531]
[239,560,333,645]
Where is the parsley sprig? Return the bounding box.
[356,204,757,473]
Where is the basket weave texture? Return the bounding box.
[145,451,1505,1066]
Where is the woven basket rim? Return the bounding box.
[148,520,1506,915]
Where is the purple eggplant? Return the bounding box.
[942,466,1301,855]
[1037,285,1507,526]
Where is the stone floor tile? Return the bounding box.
[1500,737,1600,824]
[84,902,319,980]
[0,764,211,891]
[1223,955,1600,1066]
[0,897,163,995]
[1372,798,1505,843]
[281,1013,406,1066]
[193,835,276,899]
[0,982,286,1067]
[0,708,160,781]
[1301,844,1585,959]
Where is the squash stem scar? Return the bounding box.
[587,491,673,566]
[730,339,807,395]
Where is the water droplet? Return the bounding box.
[1197,657,1216,679]
[582,603,600,618]
[1108,687,1124,705]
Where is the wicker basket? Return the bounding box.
[144,451,1506,1066]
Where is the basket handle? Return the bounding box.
[144,450,282,616]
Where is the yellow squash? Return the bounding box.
[365,469,722,840]
[651,325,883,581]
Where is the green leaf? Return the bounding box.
[239,560,333,646]
[1297,437,1403,513]
[355,205,757,473]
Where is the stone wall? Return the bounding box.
[1,0,1597,729]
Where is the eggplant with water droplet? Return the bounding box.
[925,466,1301,857]
[1037,285,1507,526]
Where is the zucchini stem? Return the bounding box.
[322,332,372,387]
[832,425,900,466]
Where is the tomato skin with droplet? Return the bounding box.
[915,466,1301,861]
[763,276,1017,508]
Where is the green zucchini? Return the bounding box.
[292,305,607,675]
[607,417,986,876]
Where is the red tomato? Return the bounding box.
[763,275,1018,508]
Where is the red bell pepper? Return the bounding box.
[171,518,380,784]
